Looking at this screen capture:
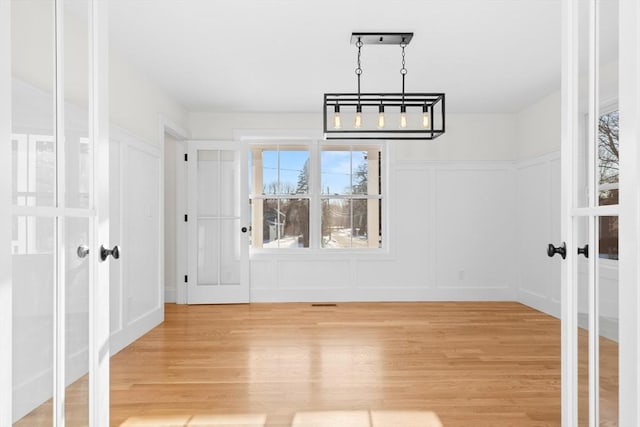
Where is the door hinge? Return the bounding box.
[184,214,188,222]
[184,275,188,283]
[184,153,188,161]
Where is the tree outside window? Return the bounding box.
[598,110,619,259]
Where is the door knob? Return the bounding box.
[241,227,248,233]
[578,244,589,258]
[100,245,120,261]
[547,242,567,259]
[77,245,90,259]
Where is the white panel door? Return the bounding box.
[187,141,249,304]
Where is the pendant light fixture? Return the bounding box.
[323,32,445,140]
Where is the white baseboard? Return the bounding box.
[110,307,164,356]
[250,287,515,303]
[165,288,176,303]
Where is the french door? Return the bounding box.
[560,0,639,425]
[4,0,110,425]
[186,141,250,304]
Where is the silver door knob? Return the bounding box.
[100,245,120,261]
[77,245,90,258]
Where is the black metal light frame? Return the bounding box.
[323,93,446,140]
[323,32,446,141]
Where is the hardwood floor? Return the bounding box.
[14,302,619,426]
[110,302,562,427]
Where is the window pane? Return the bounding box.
[262,199,309,248]
[351,199,369,248]
[599,215,618,260]
[351,151,368,195]
[280,150,309,194]
[262,150,278,195]
[322,198,380,248]
[259,149,309,195]
[598,110,619,206]
[322,199,350,248]
[321,150,351,195]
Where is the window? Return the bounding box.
[249,142,383,250]
[320,147,381,248]
[249,145,310,248]
[598,109,619,259]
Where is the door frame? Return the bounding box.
[185,140,250,304]
[0,0,13,423]
[90,1,110,424]
[618,0,640,424]
[159,117,190,305]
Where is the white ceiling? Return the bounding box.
[109,0,564,114]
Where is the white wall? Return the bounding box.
[515,152,562,317]
[516,91,561,160]
[247,159,517,302]
[184,111,519,302]
[110,50,188,145]
[189,112,517,161]
[514,91,562,316]
[109,129,164,354]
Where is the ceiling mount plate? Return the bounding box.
[350,32,414,45]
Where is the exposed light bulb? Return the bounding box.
[377,105,385,129]
[333,105,341,129]
[422,105,430,128]
[354,105,362,128]
[400,105,407,128]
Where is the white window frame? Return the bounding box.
[240,131,388,255]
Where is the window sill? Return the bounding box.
[249,247,395,261]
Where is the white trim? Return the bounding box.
[11,206,96,217]
[90,1,110,424]
[0,1,12,424]
[109,307,163,356]
[235,128,321,142]
[159,117,189,306]
[159,116,190,142]
[250,287,515,303]
[561,0,579,424]
[618,0,640,423]
[53,1,66,423]
[570,205,620,216]
[175,139,188,304]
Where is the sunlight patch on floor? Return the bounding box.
[120,413,267,426]
[291,410,443,427]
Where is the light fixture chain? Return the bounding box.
[400,42,407,103]
[355,39,363,103]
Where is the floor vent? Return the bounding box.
[311,303,337,307]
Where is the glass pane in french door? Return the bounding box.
[11,0,56,424]
[597,0,619,208]
[598,216,618,425]
[576,216,590,427]
[12,217,55,426]
[576,0,591,209]
[65,217,90,425]
[11,0,56,208]
[63,0,92,423]
[65,0,91,209]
